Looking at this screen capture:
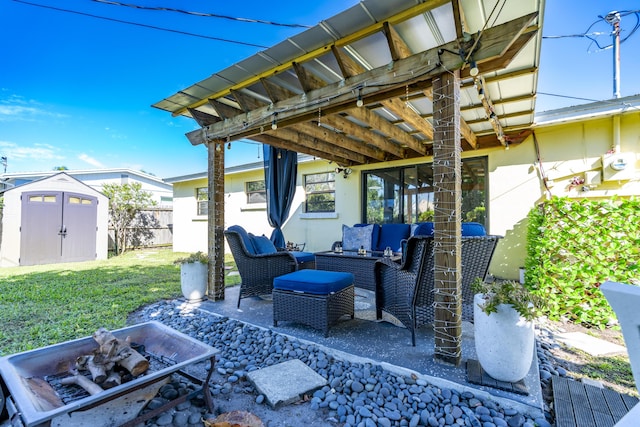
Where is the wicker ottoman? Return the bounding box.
[273,270,355,337]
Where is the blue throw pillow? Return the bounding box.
[342,224,373,251]
[228,225,256,254]
[251,234,277,254]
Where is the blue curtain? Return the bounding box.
[263,145,298,248]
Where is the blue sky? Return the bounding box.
[1,1,639,178]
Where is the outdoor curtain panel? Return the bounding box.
[263,145,298,248]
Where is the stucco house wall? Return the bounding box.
[168,97,640,279]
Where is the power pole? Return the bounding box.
[0,156,6,173]
[605,11,621,99]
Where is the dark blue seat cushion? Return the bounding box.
[412,222,434,236]
[462,222,486,236]
[250,234,277,254]
[291,251,315,264]
[227,225,256,254]
[274,270,353,295]
[376,223,411,252]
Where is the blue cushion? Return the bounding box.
[411,222,434,237]
[376,223,411,252]
[228,225,256,254]
[274,270,353,295]
[462,222,486,236]
[251,234,277,254]
[291,251,315,264]
[343,224,373,251]
[355,223,380,250]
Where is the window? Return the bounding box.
[196,187,208,216]
[363,157,487,226]
[304,172,335,213]
[245,180,266,204]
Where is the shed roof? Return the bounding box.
[154,0,544,165]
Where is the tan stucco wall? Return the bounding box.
[172,112,640,278]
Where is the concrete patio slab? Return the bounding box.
[247,359,327,408]
[554,331,626,356]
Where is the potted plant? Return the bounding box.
[471,279,542,382]
[174,252,208,302]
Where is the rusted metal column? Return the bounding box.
[432,71,462,366]
[208,142,226,300]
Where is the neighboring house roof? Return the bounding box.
[534,94,640,127]
[153,0,543,163]
[0,168,170,188]
[0,172,106,197]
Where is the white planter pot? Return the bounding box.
[473,293,535,383]
[180,262,208,302]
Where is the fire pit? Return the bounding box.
[0,321,218,427]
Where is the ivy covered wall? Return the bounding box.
[526,196,640,328]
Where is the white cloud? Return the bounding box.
[0,141,63,161]
[0,94,68,122]
[78,153,105,168]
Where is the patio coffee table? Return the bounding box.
[314,250,399,291]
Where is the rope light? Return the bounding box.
[431,74,462,362]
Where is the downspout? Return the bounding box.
[613,114,621,153]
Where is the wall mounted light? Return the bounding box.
[335,167,352,178]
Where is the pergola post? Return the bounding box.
[207,142,226,301]
[432,71,462,366]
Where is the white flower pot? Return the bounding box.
[180,262,208,302]
[473,293,535,383]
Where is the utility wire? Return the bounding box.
[543,9,640,51]
[11,0,269,48]
[91,0,312,29]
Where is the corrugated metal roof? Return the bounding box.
[154,0,545,164]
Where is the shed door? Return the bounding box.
[20,191,98,265]
[20,192,63,265]
[61,193,98,263]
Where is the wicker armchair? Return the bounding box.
[224,228,298,308]
[375,235,501,346]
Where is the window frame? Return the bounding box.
[196,187,208,216]
[245,180,267,204]
[361,156,488,227]
[304,172,336,213]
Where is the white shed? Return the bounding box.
[0,173,108,267]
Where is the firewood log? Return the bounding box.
[92,328,149,376]
[76,355,111,384]
[102,370,122,389]
[60,374,104,395]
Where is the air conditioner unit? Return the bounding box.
[602,152,637,181]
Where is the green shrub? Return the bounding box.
[526,196,640,328]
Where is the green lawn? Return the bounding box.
[0,249,239,356]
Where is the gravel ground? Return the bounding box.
[129,300,556,427]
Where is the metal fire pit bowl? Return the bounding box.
[0,321,218,427]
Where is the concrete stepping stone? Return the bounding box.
[554,331,626,356]
[247,359,327,408]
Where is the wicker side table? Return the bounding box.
[273,270,355,337]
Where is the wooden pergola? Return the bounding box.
[154,0,544,365]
